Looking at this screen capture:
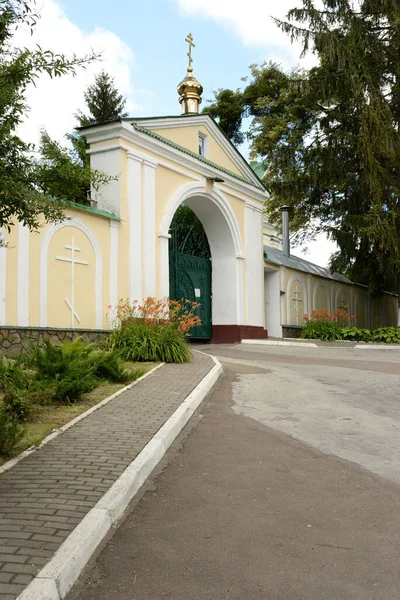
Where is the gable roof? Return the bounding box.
[132,123,264,189]
[264,245,353,284]
[127,114,265,190]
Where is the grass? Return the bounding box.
[0,361,158,466]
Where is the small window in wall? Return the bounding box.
[198,132,207,157]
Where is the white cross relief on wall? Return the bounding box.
[56,237,89,328]
[292,284,303,325]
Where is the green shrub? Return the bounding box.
[23,339,134,403]
[0,410,24,456]
[110,322,192,363]
[2,388,32,422]
[371,327,400,344]
[301,320,343,341]
[341,327,372,342]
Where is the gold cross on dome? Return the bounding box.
[185,33,195,70]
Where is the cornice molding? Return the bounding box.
[85,122,267,202]
[130,114,262,188]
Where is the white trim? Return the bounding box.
[198,131,208,158]
[129,114,262,188]
[17,222,30,326]
[109,221,119,325]
[313,280,329,311]
[142,160,157,297]
[90,142,202,183]
[236,256,245,324]
[159,181,244,258]
[83,122,267,202]
[158,233,170,299]
[0,229,6,325]
[127,154,143,302]
[40,218,103,329]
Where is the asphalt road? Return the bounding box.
[71,344,400,600]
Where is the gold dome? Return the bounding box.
[178,34,203,115]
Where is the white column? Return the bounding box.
[236,257,245,325]
[245,203,256,325]
[17,222,29,326]
[158,233,171,299]
[0,229,6,325]
[142,159,157,298]
[109,220,119,326]
[252,206,264,327]
[280,266,287,325]
[307,274,313,317]
[127,153,143,302]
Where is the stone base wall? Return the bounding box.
[282,325,303,339]
[0,327,112,356]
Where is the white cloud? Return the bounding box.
[14,0,138,148]
[297,235,338,269]
[175,0,317,68]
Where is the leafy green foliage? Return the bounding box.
[0,339,135,417]
[301,323,400,343]
[371,327,400,344]
[341,327,372,342]
[25,339,133,402]
[109,322,192,363]
[36,131,114,205]
[169,205,211,258]
[301,320,343,341]
[0,410,23,457]
[203,89,245,145]
[205,0,400,296]
[0,0,97,231]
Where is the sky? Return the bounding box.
[15,0,337,267]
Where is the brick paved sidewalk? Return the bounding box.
[0,352,214,600]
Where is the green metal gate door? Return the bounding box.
[169,251,212,340]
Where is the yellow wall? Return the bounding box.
[2,207,113,329]
[151,124,243,176]
[47,226,96,329]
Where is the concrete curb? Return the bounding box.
[354,344,400,350]
[241,339,318,348]
[17,353,222,600]
[241,339,400,350]
[0,363,165,476]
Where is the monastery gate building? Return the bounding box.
[0,46,397,345]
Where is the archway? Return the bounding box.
[160,182,247,343]
[169,205,212,339]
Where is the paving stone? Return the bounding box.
[0,353,214,600]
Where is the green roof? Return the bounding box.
[51,198,120,221]
[250,160,266,180]
[132,123,265,190]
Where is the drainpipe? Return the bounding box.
[280,205,290,257]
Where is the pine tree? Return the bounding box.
[205,0,400,301]
[76,70,128,127]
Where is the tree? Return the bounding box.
[36,131,113,205]
[69,70,128,167]
[205,0,400,299]
[75,70,128,128]
[0,0,96,232]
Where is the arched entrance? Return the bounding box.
[160,182,247,343]
[169,205,212,339]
